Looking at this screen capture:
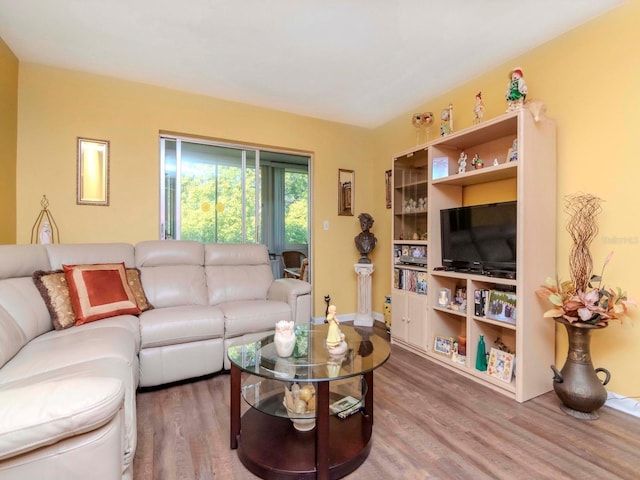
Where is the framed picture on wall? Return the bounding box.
[385,170,392,209]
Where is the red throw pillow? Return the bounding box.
[63,263,141,325]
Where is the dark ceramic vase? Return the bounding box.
[551,318,611,420]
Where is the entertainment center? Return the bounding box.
[391,109,557,402]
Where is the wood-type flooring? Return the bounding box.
[133,324,640,479]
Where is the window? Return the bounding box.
[160,136,310,270]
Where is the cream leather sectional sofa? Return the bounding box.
[0,240,311,479]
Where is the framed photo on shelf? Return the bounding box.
[486,290,517,324]
[487,347,515,383]
[433,335,454,357]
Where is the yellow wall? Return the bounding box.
[0,36,18,244]
[373,1,640,397]
[15,64,375,317]
[9,0,640,397]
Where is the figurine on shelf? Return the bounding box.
[507,138,518,162]
[326,305,347,355]
[440,103,453,136]
[473,91,485,124]
[505,67,528,111]
[493,158,500,166]
[457,151,468,174]
[471,154,484,169]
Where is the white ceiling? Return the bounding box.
[0,0,623,128]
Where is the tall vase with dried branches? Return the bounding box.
[537,193,634,419]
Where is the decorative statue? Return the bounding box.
[471,153,484,169]
[440,103,453,136]
[505,67,528,111]
[457,151,467,174]
[354,213,377,264]
[38,220,52,245]
[473,91,485,123]
[326,305,347,355]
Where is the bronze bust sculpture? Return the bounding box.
[354,213,377,264]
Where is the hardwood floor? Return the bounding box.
[133,325,640,479]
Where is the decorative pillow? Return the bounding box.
[63,263,141,325]
[32,270,76,330]
[126,268,153,312]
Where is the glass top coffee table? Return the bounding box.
[228,323,390,480]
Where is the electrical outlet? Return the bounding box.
[323,220,329,230]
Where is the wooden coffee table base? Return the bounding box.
[236,407,372,480]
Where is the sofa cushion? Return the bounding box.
[32,270,76,330]
[138,305,224,349]
[0,278,52,343]
[33,268,152,331]
[126,268,153,312]
[0,377,124,461]
[63,263,141,325]
[45,243,135,270]
[0,245,50,280]
[204,243,274,305]
[221,300,291,337]
[0,305,27,369]
[138,265,208,308]
[0,321,139,387]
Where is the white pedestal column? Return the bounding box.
[354,263,375,327]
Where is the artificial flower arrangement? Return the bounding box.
[536,251,634,326]
[536,193,635,327]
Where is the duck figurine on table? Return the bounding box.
[326,305,348,356]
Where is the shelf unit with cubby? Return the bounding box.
[390,109,557,402]
[391,145,429,355]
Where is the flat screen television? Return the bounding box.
[440,201,517,274]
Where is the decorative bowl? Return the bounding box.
[282,399,316,432]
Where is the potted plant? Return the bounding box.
[536,193,634,419]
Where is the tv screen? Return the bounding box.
[440,201,517,273]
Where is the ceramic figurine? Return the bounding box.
[507,138,518,162]
[493,158,500,166]
[38,220,52,245]
[471,154,483,169]
[440,103,453,136]
[473,91,485,123]
[505,67,528,111]
[457,151,468,174]
[326,305,347,355]
[274,320,296,357]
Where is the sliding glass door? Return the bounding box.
[160,136,311,277]
[161,138,259,242]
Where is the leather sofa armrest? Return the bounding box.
[267,278,312,322]
[0,377,124,461]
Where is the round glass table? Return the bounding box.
[228,323,390,480]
